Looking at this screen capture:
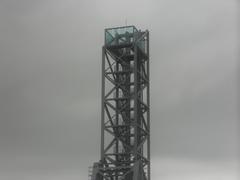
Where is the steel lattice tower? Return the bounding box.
[91,26,150,180]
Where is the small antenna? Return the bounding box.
[125,18,127,26]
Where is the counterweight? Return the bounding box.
[91,26,150,180]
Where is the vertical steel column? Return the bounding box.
[146,31,150,180]
[133,45,138,159]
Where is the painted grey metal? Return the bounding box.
[146,32,150,180]
[91,26,150,180]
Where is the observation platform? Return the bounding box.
[104,25,147,54]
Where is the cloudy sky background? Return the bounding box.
[0,0,239,179]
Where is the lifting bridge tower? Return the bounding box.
[91,26,150,180]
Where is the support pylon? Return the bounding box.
[91,26,150,180]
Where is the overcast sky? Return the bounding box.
[0,0,239,179]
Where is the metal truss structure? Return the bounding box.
[91,26,150,180]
